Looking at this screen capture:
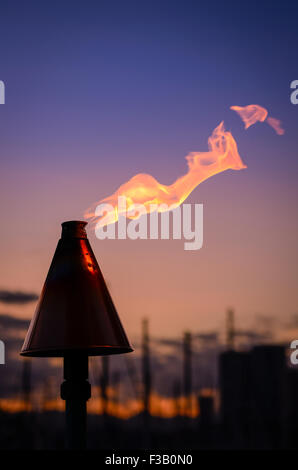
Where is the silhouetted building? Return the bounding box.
[172,379,181,417]
[142,318,151,418]
[219,350,251,447]
[183,331,192,416]
[250,345,285,449]
[198,394,214,447]
[21,358,31,411]
[100,356,110,419]
[284,368,298,448]
[219,345,287,449]
[226,309,235,350]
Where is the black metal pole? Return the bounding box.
[61,354,91,450]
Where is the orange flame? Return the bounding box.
[266,116,285,136]
[85,121,246,226]
[230,104,268,128]
[231,104,284,135]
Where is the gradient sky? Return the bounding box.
[0,0,297,342]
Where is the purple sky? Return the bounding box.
[0,0,297,341]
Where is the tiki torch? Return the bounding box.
[20,221,133,449]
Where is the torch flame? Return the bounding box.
[231,104,284,135]
[85,121,246,226]
[230,104,268,128]
[266,116,285,136]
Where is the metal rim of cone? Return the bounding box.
[20,345,133,358]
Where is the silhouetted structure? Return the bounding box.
[142,318,151,418]
[198,394,214,447]
[219,350,251,447]
[112,370,121,414]
[100,356,110,419]
[226,308,235,350]
[250,345,285,449]
[183,331,192,416]
[21,358,31,411]
[173,379,181,417]
[284,368,298,448]
[219,344,286,449]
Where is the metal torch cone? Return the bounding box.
[20,221,133,449]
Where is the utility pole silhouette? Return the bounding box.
[142,318,151,447]
[226,308,235,350]
[100,356,110,424]
[22,358,31,412]
[183,331,192,417]
[142,318,151,419]
[21,357,33,448]
[173,379,182,417]
[112,370,121,416]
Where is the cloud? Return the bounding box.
[0,289,38,304]
[282,313,298,330]
[0,314,30,330]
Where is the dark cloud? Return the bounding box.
[235,329,273,341]
[0,289,38,304]
[0,314,30,330]
[154,338,181,348]
[194,332,218,342]
[283,313,298,330]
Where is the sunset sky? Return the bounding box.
[0,0,297,344]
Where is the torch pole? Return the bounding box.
[61,354,91,450]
